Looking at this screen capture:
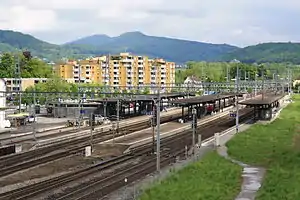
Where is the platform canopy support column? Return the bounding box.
[138,101,142,115]
[134,100,137,114]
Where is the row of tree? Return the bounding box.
[176,61,298,84]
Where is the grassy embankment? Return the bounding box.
[227,95,300,199]
[140,95,299,200]
[139,151,242,200]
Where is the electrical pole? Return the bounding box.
[116,96,120,134]
[275,71,278,94]
[156,89,161,172]
[226,64,229,82]
[152,99,156,154]
[90,113,94,150]
[235,65,239,134]
[192,107,197,160]
[77,64,82,130]
[255,71,257,97]
[288,67,292,96]
[262,66,265,100]
[288,68,290,95]
[16,55,22,113]
[33,89,37,142]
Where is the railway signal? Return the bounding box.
[229,111,236,118]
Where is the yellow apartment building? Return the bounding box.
[4,78,48,92]
[55,53,176,91]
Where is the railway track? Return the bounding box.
[0,109,186,146]
[51,109,254,200]
[0,108,253,200]
[0,111,187,177]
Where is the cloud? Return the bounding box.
[0,0,299,46]
[0,5,57,32]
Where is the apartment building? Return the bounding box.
[3,78,48,92]
[55,53,176,91]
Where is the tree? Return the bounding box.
[0,53,15,78]
[0,51,53,78]
[176,61,299,84]
[21,58,53,78]
[142,87,150,94]
[23,78,78,104]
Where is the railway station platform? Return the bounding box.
[86,93,195,119]
[168,93,244,122]
[239,94,285,121]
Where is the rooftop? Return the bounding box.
[239,94,285,105]
[169,93,237,106]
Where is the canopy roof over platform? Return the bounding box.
[169,93,237,106]
[87,92,195,103]
[239,94,284,105]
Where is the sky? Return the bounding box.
[0,0,299,47]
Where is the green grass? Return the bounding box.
[139,151,242,200]
[226,95,300,200]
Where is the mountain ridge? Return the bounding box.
[65,31,238,63]
[0,29,300,64]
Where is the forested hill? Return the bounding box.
[221,42,300,64]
